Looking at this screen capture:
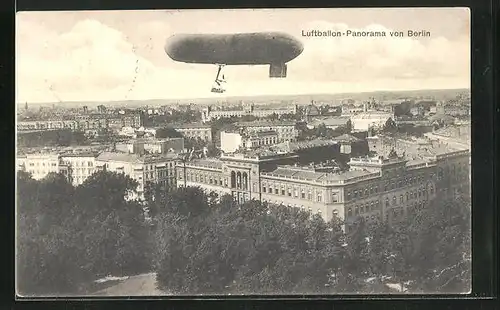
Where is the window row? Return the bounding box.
[347,200,381,218]
[185,172,225,186]
[28,162,58,167]
[261,185,324,202]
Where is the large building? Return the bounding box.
[17,148,179,195]
[17,153,70,181]
[175,143,470,230]
[115,138,185,155]
[436,101,470,117]
[307,116,351,130]
[171,123,213,143]
[202,103,297,122]
[351,112,394,132]
[17,112,144,133]
[60,152,99,186]
[235,120,299,142]
[220,130,279,153]
[96,152,179,199]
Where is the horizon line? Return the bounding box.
[16,87,471,105]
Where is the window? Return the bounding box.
[406,192,409,201]
[331,192,339,203]
[386,198,390,207]
[355,205,359,215]
[275,188,279,194]
[347,207,353,217]
[317,193,322,202]
[301,190,306,199]
[400,195,404,204]
[281,188,285,195]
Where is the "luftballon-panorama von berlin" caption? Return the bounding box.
[301,29,431,38]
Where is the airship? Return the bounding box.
[164,32,304,93]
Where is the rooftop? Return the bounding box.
[236,120,296,127]
[96,151,177,163]
[334,134,361,143]
[183,158,223,170]
[170,123,211,129]
[249,130,278,138]
[351,112,393,119]
[262,166,376,184]
[309,116,350,127]
[275,138,338,152]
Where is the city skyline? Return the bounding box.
[16,8,470,103]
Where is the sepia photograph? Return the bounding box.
[15,8,471,297]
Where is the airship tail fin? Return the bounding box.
[269,63,287,78]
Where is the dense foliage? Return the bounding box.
[17,171,152,296]
[17,170,471,296]
[147,186,471,295]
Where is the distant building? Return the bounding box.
[17,112,144,133]
[97,105,107,114]
[172,123,213,142]
[202,102,297,122]
[220,131,244,153]
[220,130,279,153]
[351,112,394,132]
[304,102,321,121]
[235,120,298,142]
[116,138,185,155]
[307,116,351,130]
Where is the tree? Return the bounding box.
[74,171,152,278]
[156,127,183,139]
[382,118,398,134]
[17,172,88,296]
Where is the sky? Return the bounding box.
[16,8,470,103]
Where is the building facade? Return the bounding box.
[17,153,70,181]
[351,112,394,132]
[96,152,179,199]
[220,130,279,153]
[202,103,298,122]
[17,112,144,133]
[173,123,213,142]
[235,120,299,142]
[175,148,470,230]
